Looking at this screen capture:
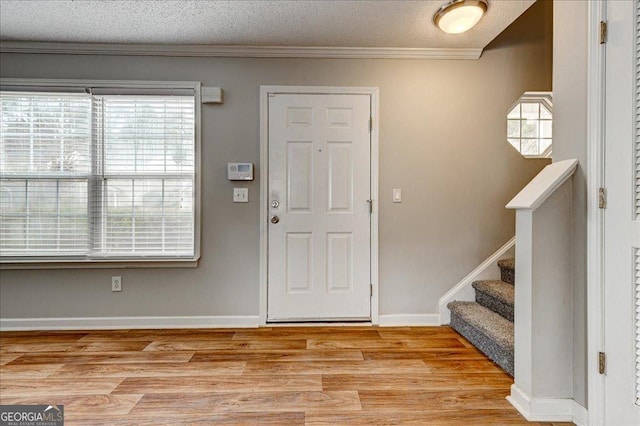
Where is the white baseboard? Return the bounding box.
[438,237,515,324]
[507,384,588,425]
[378,314,440,326]
[572,401,588,426]
[0,315,260,331]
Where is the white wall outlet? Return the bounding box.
[111,276,122,292]
[233,188,249,203]
[393,188,402,203]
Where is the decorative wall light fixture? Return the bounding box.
[433,0,488,34]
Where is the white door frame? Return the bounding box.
[586,0,607,423]
[258,85,380,325]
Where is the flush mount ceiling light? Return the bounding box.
[433,0,489,34]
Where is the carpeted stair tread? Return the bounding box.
[472,280,514,321]
[497,258,515,271]
[472,280,514,305]
[447,301,514,348]
[447,301,514,375]
[497,258,515,285]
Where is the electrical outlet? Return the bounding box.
[233,188,249,203]
[111,276,122,292]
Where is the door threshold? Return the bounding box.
[265,321,373,327]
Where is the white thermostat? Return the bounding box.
[227,162,254,181]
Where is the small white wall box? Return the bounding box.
[201,87,223,104]
[227,162,254,181]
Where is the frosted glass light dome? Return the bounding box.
[433,0,488,34]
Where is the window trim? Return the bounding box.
[0,78,202,268]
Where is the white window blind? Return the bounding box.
[0,92,92,256]
[0,90,196,261]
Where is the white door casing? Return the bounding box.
[601,0,640,423]
[260,87,378,322]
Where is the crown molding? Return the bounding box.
[0,41,483,60]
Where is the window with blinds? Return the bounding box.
[0,89,197,261]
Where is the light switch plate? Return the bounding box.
[233,188,249,203]
[393,188,402,203]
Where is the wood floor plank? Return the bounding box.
[322,373,513,391]
[0,394,144,420]
[6,351,195,365]
[377,329,467,340]
[232,329,381,340]
[0,353,21,365]
[0,341,152,353]
[0,330,89,338]
[66,412,305,426]
[362,348,488,361]
[304,409,538,425]
[0,363,64,379]
[0,378,124,397]
[128,391,361,415]
[77,330,236,342]
[112,374,322,394]
[144,339,307,352]
[243,359,428,375]
[0,334,88,344]
[49,361,245,378]
[422,359,507,373]
[190,349,364,362]
[358,389,513,411]
[307,338,465,350]
[123,328,245,335]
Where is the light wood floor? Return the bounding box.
[0,326,572,425]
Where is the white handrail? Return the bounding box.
[506,159,578,211]
[438,236,515,325]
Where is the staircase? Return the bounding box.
[447,258,515,376]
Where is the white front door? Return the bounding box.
[603,0,640,423]
[267,93,371,321]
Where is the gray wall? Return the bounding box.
[0,1,552,319]
[553,0,588,409]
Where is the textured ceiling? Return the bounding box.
[0,0,535,49]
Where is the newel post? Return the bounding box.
[505,159,577,421]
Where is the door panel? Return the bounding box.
[286,232,313,293]
[603,0,640,423]
[328,143,353,212]
[327,232,353,292]
[267,93,371,321]
[287,141,313,212]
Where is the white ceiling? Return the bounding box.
[0,1,535,50]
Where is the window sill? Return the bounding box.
[0,258,199,270]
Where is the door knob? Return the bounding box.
[271,215,280,224]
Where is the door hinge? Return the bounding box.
[370,283,373,298]
[598,351,606,374]
[369,117,373,132]
[598,187,607,209]
[600,21,607,44]
[366,199,373,214]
